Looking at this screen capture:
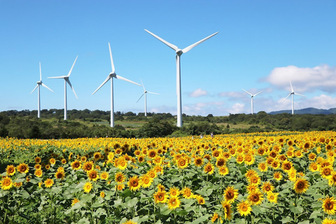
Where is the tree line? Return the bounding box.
[0,109,335,139]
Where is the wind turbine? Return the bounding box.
[282,81,304,115]
[92,43,140,127]
[242,89,262,115]
[136,80,159,116]
[48,56,78,120]
[31,62,54,118]
[145,29,218,127]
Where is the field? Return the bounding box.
[1,131,336,223]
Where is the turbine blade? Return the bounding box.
[182,31,219,54]
[147,91,159,95]
[108,42,116,73]
[116,75,141,86]
[290,81,294,92]
[295,92,305,97]
[280,93,291,103]
[242,89,252,96]
[48,76,67,79]
[67,56,78,77]
[136,93,145,103]
[39,62,42,81]
[254,91,262,96]
[31,85,38,93]
[92,76,111,95]
[41,83,54,93]
[66,79,78,99]
[144,29,179,51]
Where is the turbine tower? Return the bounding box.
[137,80,159,116]
[31,62,54,118]
[283,81,304,115]
[48,56,78,120]
[145,29,218,127]
[242,89,262,115]
[92,43,140,127]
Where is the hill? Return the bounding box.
[269,107,336,115]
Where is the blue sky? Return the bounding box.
[1,0,336,116]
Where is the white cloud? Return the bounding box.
[189,88,208,97]
[218,91,245,99]
[228,103,245,114]
[265,64,336,93]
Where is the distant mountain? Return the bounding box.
[269,107,336,115]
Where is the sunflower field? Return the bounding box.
[1,131,336,224]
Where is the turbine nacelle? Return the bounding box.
[37,81,42,85]
[109,72,117,78]
[176,49,183,56]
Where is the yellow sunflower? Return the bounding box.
[1,177,13,190]
[140,174,153,188]
[153,191,168,203]
[221,200,232,220]
[237,200,252,216]
[44,178,54,188]
[328,172,336,187]
[55,170,65,180]
[82,161,94,172]
[194,157,203,167]
[223,186,238,203]
[72,198,79,206]
[71,160,81,170]
[248,190,263,205]
[262,182,274,193]
[203,162,215,175]
[35,156,42,163]
[177,157,188,169]
[115,172,125,183]
[267,192,278,204]
[322,218,336,224]
[322,196,336,215]
[128,176,140,191]
[293,178,309,194]
[34,169,43,178]
[17,163,29,174]
[167,196,181,210]
[169,187,180,197]
[182,187,193,199]
[83,182,92,193]
[6,165,16,176]
[100,171,109,181]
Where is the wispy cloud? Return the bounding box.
[265,64,336,93]
[189,88,208,97]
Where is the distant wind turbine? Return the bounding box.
[136,80,159,116]
[242,89,262,115]
[48,56,78,120]
[282,81,304,115]
[145,29,218,127]
[92,43,140,127]
[31,62,54,118]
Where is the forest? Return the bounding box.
[0,109,336,139]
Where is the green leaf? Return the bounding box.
[298,221,310,224]
[289,205,303,214]
[93,208,106,217]
[77,217,90,224]
[309,210,322,219]
[126,197,138,207]
[191,214,210,224]
[114,198,123,207]
[281,216,293,223]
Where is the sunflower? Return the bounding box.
[282,161,293,172]
[122,220,137,224]
[128,176,140,191]
[49,158,56,165]
[245,169,257,179]
[212,150,220,158]
[100,171,109,181]
[309,162,319,172]
[204,162,215,175]
[100,191,105,198]
[157,184,166,192]
[169,187,180,197]
[246,184,259,194]
[236,155,244,164]
[223,186,238,203]
[248,175,261,186]
[83,182,92,193]
[177,157,188,169]
[116,184,125,191]
[140,174,153,188]
[267,192,278,203]
[34,164,42,170]
[17,163,29,173]
[328,172,336,187]
[61,159,66,164]
[167,196,181,210]
[322,218,336,224]
[196,195,205,204]
[115,172,125,183]
[211,213,219,223]
[293,178,309,194]
[6,165,15,176]
[1,177,13,190]
[93,152,102,161]
[308,153,317,161]
[35,157,42,164]
[81,156,87,162]
[13,182,22,188]
[44,178,54,188]
[321,166,333,179]
[34,169,43,178]
[288,168,297,182]
[244,154,255,165]
[82,161,94,172]
[219,200,232,220]
[262,182,274,193]
[148,149,157,158]
[72,198,79,206]
[71,160,81,170]
[216,157,226,167]
[219,166,229,176]
[182,187,193,199]
[117,158,128,170]
[258,162,268,172]
[248,190,263,205]
[45,164,50,170]
[323,196,336,215]
[237,200,252,216]
[153,191,168,203]
[87,170,99,181]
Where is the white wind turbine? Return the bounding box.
[136,80,159,116]
[145,29,218,127]
[31,62,54,118]
[92,43,140,127]
[48,56,78,120]
[282,81,304,115]
[242,89,262,115]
